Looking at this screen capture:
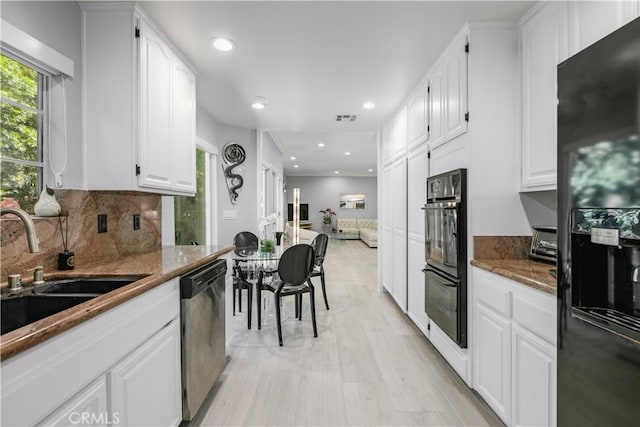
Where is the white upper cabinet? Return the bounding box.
[520,0,639,192]
[444,33,469,142]
[82,3,196,195]
[429,30,468,150]
[568,0,640,55]
[407,82,430,149]
[393,106,408,158]
[138,19,173,190]
[170,55,197,193]
[382,120,394,165]
[429,66,445,148]
[520,1,568,191]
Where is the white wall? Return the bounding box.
[261,132,283,172]
[520,190,557,227]
[284,175,377,232]
[213,120,258,246]
[1,1,83,189]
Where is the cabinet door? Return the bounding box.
[569,0,640,55]
[382,166,394,294]
[521,1,568,191]
[393,107,408,157]
[443,34,468,143]
[408,84,429,148]
[391,159,407,310]
[475,304,511,424]
[37,377,109,427]
[109,319,181,427]
[512,323,556,427]
[406,151,427,330]
[171,55,196,193]
[429,65,445,148]
[382,121,394,166]
[138,19,173,190]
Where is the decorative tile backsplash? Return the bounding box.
[473,236,532,259]
[1,190,161,281]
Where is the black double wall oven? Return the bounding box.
[423,168,467,348]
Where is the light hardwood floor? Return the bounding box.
[199,240,503,427]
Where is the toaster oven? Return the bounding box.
[530,226,557,262]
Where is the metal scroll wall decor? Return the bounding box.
[222,142,246,204]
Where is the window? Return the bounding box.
[0,53,46,213]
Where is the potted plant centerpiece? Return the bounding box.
[259,212,279,252]
[319,208,336,231]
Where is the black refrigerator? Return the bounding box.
[557,17,640,426]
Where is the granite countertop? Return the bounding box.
[0,245,234,361]
[471,258,557,295]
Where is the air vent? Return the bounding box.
[336,114,357,122]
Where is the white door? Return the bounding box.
[407,150,428,332]
[391,159,408,310]
[382,165,394,294]
[109,320,181,427]
[444,34,468,142]
[171,55,196,193]
[512,324,556,427]
[37,377,109,427]
[429,65,445,148]
[520,1,568,191]
[475,304,511,424]
[138,19,173,190]
[408,84,429,147]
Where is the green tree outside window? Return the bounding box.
[1,53,45,213]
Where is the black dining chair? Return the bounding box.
[232,231,259,329]
[310,233,330,309]
[256,244,317,346]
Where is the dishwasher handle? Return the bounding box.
[180,259,227,299]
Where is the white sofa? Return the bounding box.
[283,223,318,244]
[335,218,378,248]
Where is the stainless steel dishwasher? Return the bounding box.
[180,258,227,421]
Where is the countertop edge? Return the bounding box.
[0,246,234,361]
[471,259,557,296]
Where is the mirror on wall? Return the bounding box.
[340,193,366,210]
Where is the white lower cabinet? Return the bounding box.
[472,267,556,427]
[475,304,511,422]
[110,320,182,427]
[512,323,556,427]
[1,279,181,427]
[37,377,109,427]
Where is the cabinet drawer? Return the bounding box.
[474,268,512,317]
[513,292,556,345]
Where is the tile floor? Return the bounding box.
[198,240,503,426]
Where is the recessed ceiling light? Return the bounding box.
[251,96,267,110]
[368,169,373,172]
[334,171,339,174]
[318,143,325,147]
[290,156,296,160]
[345,151,351,155]
[211,37,236,52]
[294,165,299,168]
[363,102,376,109]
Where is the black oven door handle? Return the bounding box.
[423,205,458,210]
[422,267,459,287]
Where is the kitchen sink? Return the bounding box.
[1,276,145,335]
[32,276,143,295]
[1,294,95,335]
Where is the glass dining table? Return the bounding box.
[232,246,287,324]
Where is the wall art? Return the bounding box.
[222,142,246,204]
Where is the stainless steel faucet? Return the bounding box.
[1,207,40,252]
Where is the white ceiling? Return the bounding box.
[140,1,535,176]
